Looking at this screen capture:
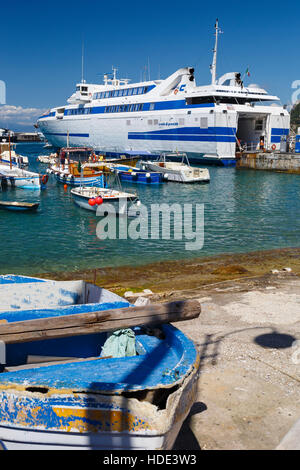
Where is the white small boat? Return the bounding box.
[0,165,48,190]
[71,186,139,214]
[0,143,28,168]
[141,153,210,183]
[37,154,57,165]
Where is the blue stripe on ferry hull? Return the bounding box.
[140,126,236,136]
[271,128,289,136]
[128,126,236,142]
[43,132,89,138]
[128,134,236,142]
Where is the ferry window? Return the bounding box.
[128,88,133,96]
[149,103,155,110]
[76,86,80,91]
[200,117,208,129]
[179,118,185,126]
[81,86,88,92]
[138,87,143,94]
[144,86,148,93]
[138,104,143,111]
[104,92,109,98]
[123,90,128,97]
[124,105,129,112]
[148,120,153,125]
[126,120,131,126]
[255,120,263,131]
[132,88,138,95]
[153,119,158,125]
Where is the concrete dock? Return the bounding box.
[236,151,300,173]
[161,272,300,450]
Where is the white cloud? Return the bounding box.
[0,104,48,125]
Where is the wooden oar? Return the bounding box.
[0,299,201,345]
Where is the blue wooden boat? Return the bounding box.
[109,164,163,184]
[0,201,39,212]
[0,275,200,450]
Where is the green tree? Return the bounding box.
[290,102,300,132]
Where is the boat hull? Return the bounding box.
[54,172,104,187]
[0,174,44,190]
[0,202,39,212]
[0,355,199,450]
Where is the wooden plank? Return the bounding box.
[0,299,201,344]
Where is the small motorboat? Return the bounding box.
[107,163,163,184]
[141,153,210,183]
[0,201,39,212]
[0,275,200,450]
[71,185,139,214]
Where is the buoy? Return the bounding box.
[88,198,96,206]
[64,184,68,191]
[95,196,103,205]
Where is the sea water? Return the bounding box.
[0,143,299,275]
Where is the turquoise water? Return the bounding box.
[0,143,299,275]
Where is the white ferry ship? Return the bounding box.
[37,21,290,166]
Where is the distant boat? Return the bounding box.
[141,153,210,183]
[37,154,57,164]
[0,201,39,212]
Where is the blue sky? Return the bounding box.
[0,0,300,131]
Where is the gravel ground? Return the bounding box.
[169,272,300,450]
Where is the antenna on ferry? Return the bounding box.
[148,57,151,81]
[81,40,85,83]
[210,19,223,85]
